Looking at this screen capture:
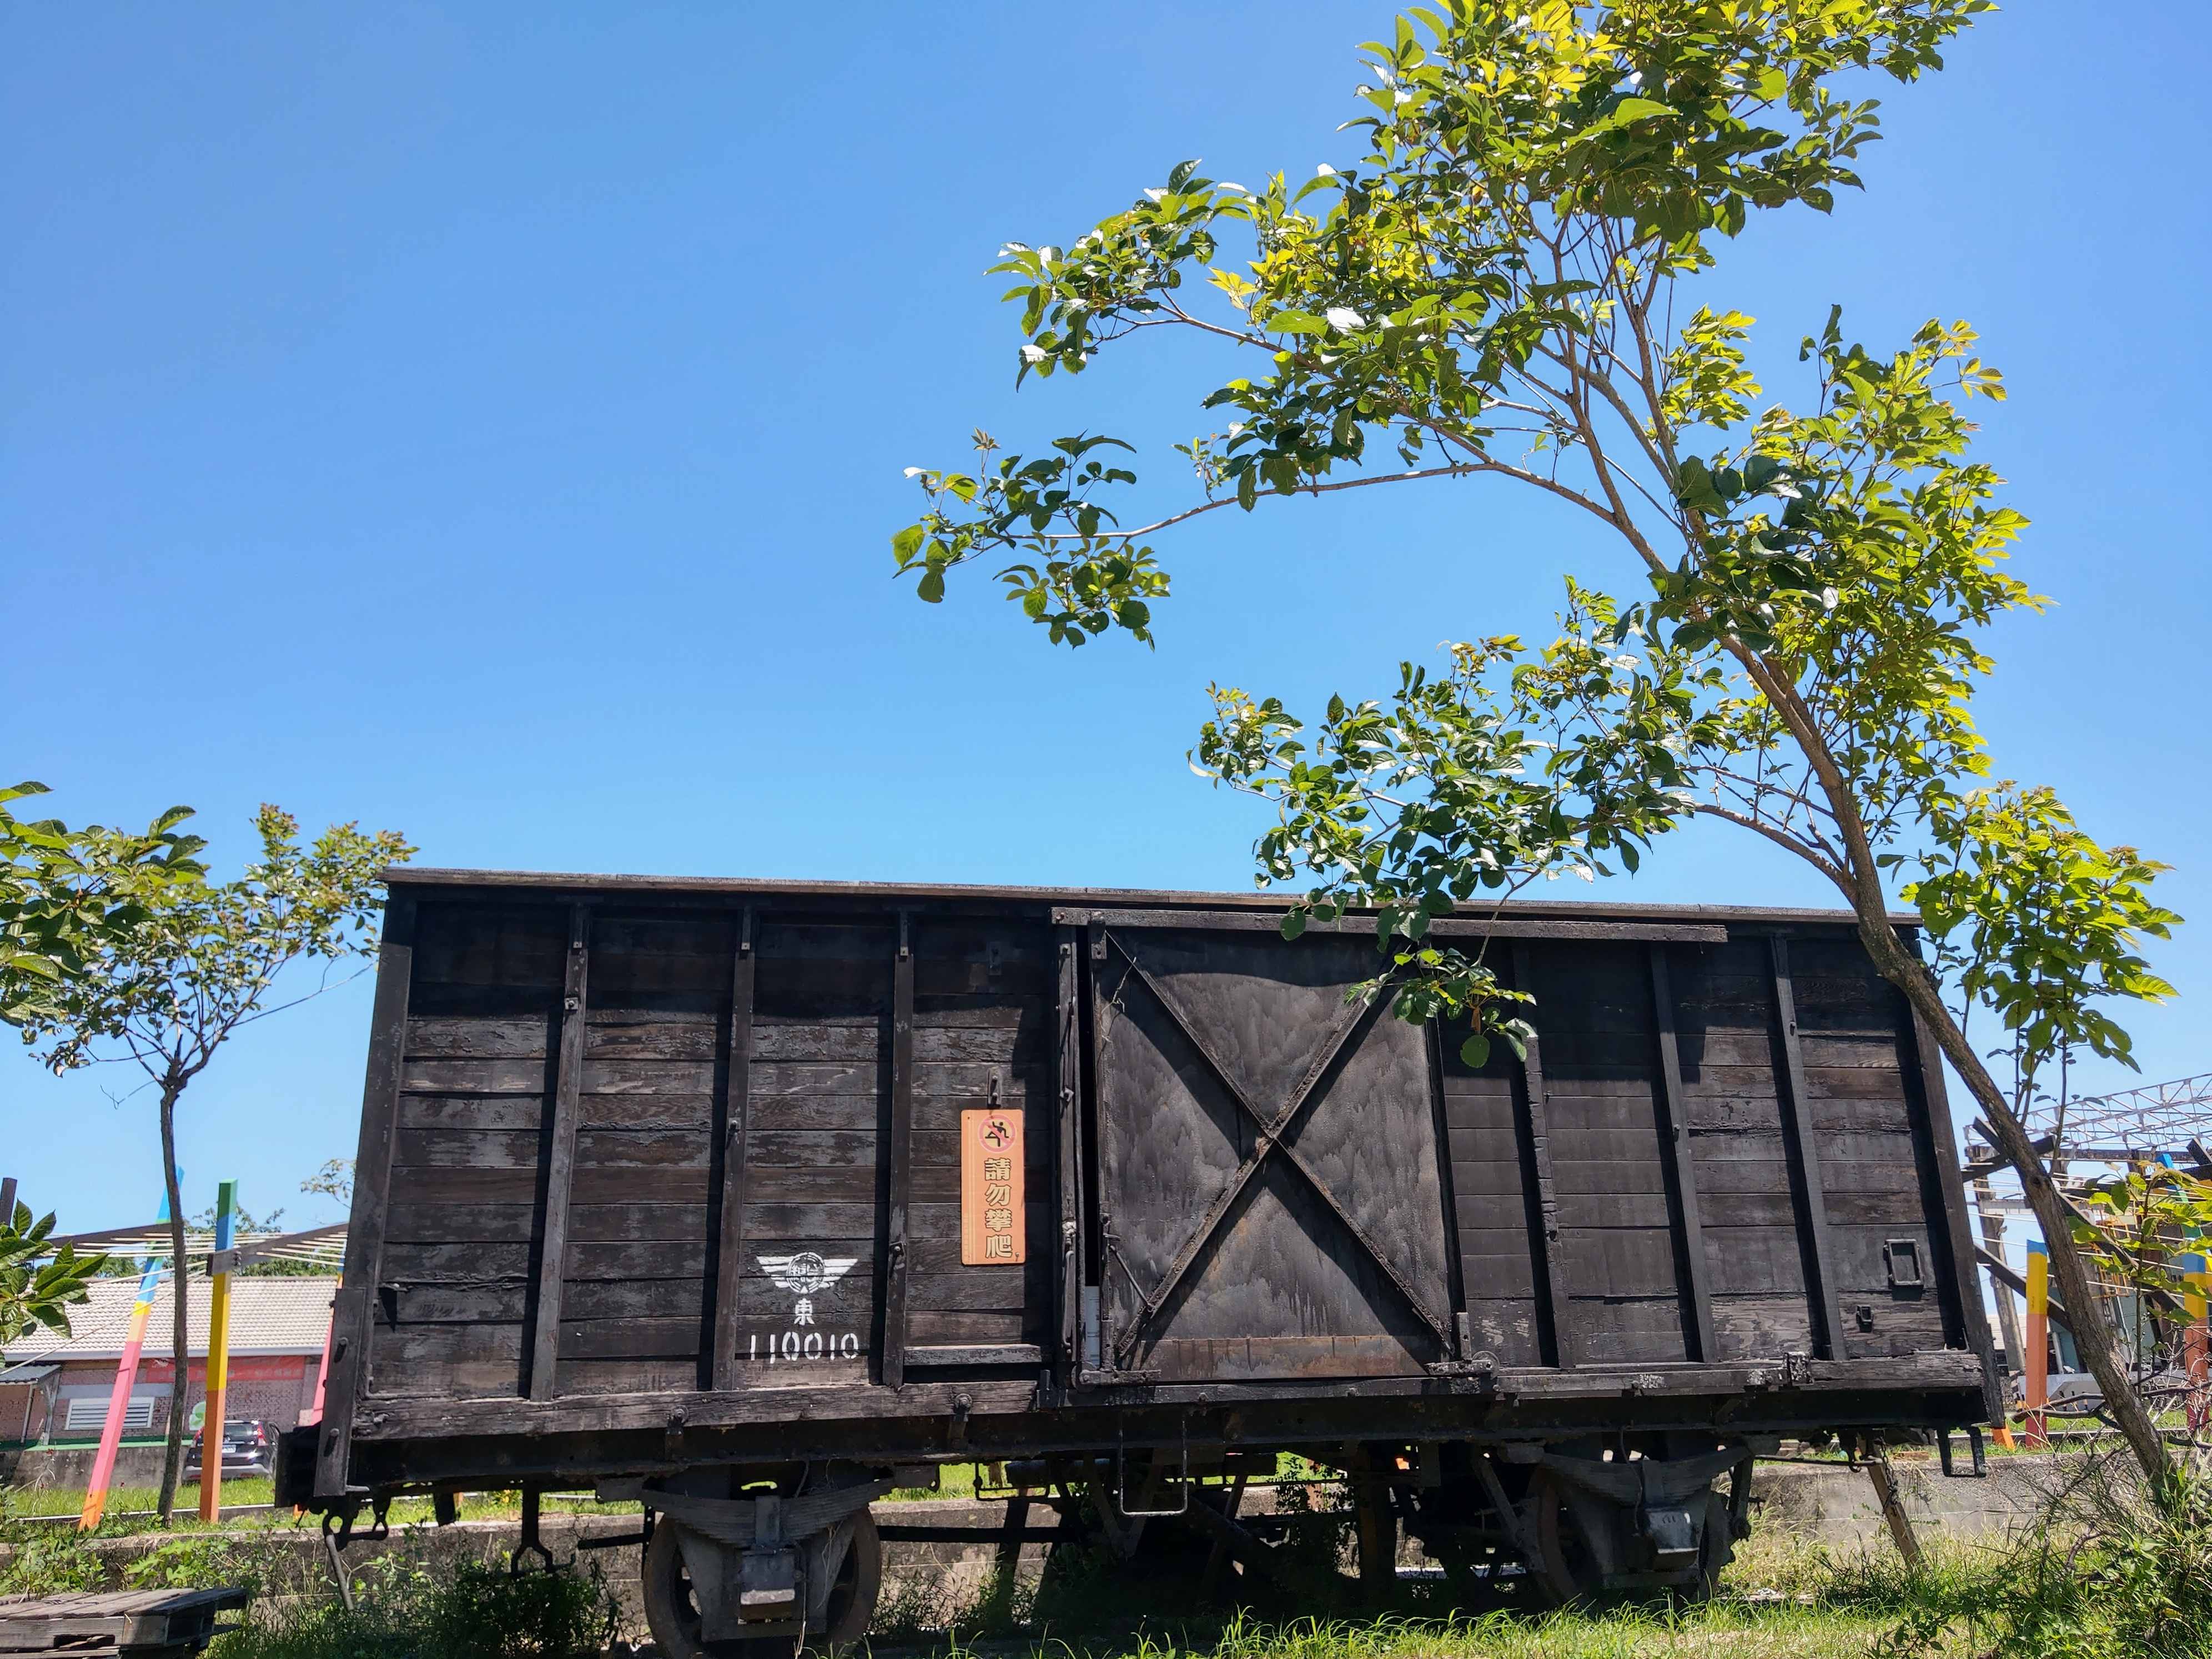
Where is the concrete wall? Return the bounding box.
[0,1441,176,1490]
[1748,1452,2082,1550]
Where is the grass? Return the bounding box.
[862,1531,1969,1659]
[0,1480,634,1527]
[8,1451,2206,1658]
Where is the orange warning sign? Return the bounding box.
[960,1105,1025,1265]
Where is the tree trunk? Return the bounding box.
[1859,922,2174,1489]
[155,1083,189,1524]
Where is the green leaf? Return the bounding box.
[1577,95,1676,140]
[1459,1033,1490,1069]
[1268,310,1330,336]
[891,524,926,565]
[917,570,946,603]
[1280,911,1308,941]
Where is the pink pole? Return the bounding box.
[308,1306,335,1423]
[79,1260,162,1530]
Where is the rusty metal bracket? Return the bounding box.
[510,1486,556,1576]
[1115,1418,1190,1517]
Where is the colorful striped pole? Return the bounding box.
[197,1179,238,1522]
[80,1185,175,1531]
[2183,1250,2208,1436]
[2023,1238,2050,1451]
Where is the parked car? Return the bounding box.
[185,1418,274,1478]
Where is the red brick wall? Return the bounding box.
[45,1355,320,1441]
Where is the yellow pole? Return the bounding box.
[197,1179,237,1522]
[2023,1239,2049,1451]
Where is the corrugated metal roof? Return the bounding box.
[0,1276,338,1363]
[0,1361,58,1383]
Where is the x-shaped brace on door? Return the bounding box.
[1098,932,1456,1369]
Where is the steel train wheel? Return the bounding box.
[641,1509,881,1658]
[1685,1487,1735,1603]
[1528,1475,1733,1607]
[1529,1469,1605,1607]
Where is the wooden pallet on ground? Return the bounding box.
[0,1586,249,1658]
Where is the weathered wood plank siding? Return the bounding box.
[369,904,565,1401]
[1786,936,1949,1360]
[904,919,1054,1364]
[342,875,1987,1466]
[1517,939,1694,1366]
[1657,938,1823,1362]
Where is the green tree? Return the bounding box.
[1,781,204,1027]
[14,805,413,1521]
[897,2,2181,1484]
[0,1197,107,1347]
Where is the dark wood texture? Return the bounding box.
[1052,907,1728,943]
[1769,936,1841,1360]
[1057,929,1082,1371]
[1091,926,1454,1381]
[901,918,1053,1369]
[883,913,916,1387]
[1649,945,1717,1362]
[315,894,415,1499]
[1510,942,1574,1367]
[1908,1004,2001,1416]
[328,875,1992,1494]
[711,908,756,1390]
[527,906,591,1398]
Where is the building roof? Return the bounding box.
[0,1276,338,1364]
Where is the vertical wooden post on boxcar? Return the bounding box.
[2023,1239,2050,1449]
[527,904,592,1401]
[197,1178,238,1522]
[883,911,916,1389]
[1508,942,1573,1367]
[711,906,757,1391]
[1055,930,1083,1378]
[315,893,415,1502]
[1768,937,1841,1361]
[1903,999,2004,1425]
[1647,946,1717,1363]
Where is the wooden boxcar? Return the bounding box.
[294,869,1995,1647]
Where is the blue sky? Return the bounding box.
[5,4,2207,1233]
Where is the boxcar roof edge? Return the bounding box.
[381,867,1917,929]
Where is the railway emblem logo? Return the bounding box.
[758,1251,857,1328]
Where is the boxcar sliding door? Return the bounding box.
[1074,912,1460,1382]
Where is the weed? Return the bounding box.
[213,1554,617,1659]
[0,1525,108,1597]
[1868,1452,2212,1659]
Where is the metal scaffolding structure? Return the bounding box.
[44,1219,348,1274]
[2024,1070,2212,1163]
